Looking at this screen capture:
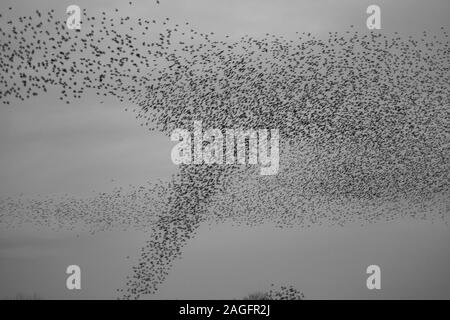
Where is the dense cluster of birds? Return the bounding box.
[264,285,305,300]
[0,183,169,232]
[243,284,305,300]
[0,3,449,299]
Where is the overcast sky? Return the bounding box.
[1,0,449,197]
[0,0,449,300]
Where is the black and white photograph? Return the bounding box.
[0,0,449,310]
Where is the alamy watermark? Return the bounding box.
[170,121,280,175]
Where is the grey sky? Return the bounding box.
[1,0,449,197]
[0,0,449,300]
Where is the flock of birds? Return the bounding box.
[244,285,305,300]
[0,2,449,299]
